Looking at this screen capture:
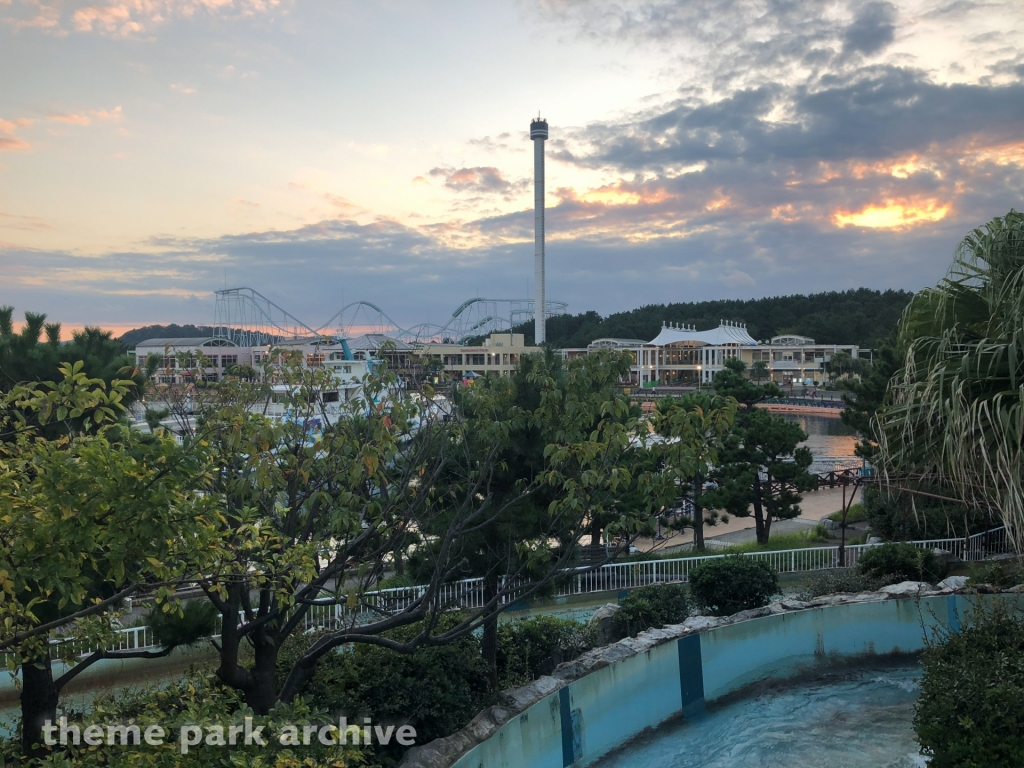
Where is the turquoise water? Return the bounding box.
[596,664,926,767]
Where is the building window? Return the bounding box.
[221,355,238,368]
[443,354,463,366]
[469,354,485,365]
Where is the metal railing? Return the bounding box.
[42,527,1011,660]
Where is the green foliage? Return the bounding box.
[856,542,945,584]
[876,210,1024,544]
[968,560,1024,588]
[0,307,142,404]
[277,615,491,766]
[688,556,779,616]
[146,600,219,649]
[0,671,366,767]
[703,399,816,545]
[496,615,595,687]
[612,583,690,638]
[862,486,997,541]
[827,503,866,524]
[915,601,1024,767]
[652,393,738,546]
[509,289,912,349]
[796,568,886,600]
[116,323,218,349]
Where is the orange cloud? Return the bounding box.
[0,117,33,151]
[49,112,92,126]
[47,107,122,127]
[70,0,281,36]
[833,199,951,229]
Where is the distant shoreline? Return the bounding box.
[756,403,844,416]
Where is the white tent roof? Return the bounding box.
[648,321,758,347]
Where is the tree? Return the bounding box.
[829,350,853,381]
[654,393,738,550]
[711,358,782,408]
[875,211,1024,544]
[167,349,658,713]
[0,364,209,756]
[409,349,660,688]
[703,406,816,545]
[751,360,769,384]
[840,333,903,461]
[0,308,141,399]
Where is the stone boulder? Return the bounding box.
[588,603,622,646]
[878,581,932,596]
[938,576,969,590]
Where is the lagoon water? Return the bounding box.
[781,413,860,459]
[596,664,925,768]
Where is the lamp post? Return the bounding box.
[696,365,702,391]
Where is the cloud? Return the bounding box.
[49,112,92,126]
[46,106,123,127]
[842,2,898,56]
[427,166,523,195]
[0,0,285,37]
[170,83,197,95]
[0,117,33,151]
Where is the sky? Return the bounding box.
[1,0,1022,337]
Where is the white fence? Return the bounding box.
[55,527,1011,659]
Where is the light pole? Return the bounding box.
[696,365,702,391]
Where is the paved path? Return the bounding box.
[635,485,862,554]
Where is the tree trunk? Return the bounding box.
[481,572,500,692]
[590,514,601,547]
[244,630,280,715]
[752,476,768,545]
[21,649,59,758]
[692,475,705,550]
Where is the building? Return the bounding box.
[589,321,861,387]
[415,333,536,379]
[133,336,371,389]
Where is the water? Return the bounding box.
[781,413,860,458]
[596,664,925,768]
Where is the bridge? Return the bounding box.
[212,288,568,345]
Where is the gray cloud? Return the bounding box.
[842,2,898,56]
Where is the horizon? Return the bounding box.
[2,0,1022,334]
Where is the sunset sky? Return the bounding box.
[2,0,1023,336]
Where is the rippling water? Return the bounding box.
[595,664,925,768]
[781,413,860,458]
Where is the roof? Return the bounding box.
[346,333,414,352]
[135,337,238,348]
[648,321,758,347]
[588,338,647,349]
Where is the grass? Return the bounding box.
[827,503,866,524]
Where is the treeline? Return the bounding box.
[513,288,913,348]
[117,323,218,348]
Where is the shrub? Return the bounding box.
[856,542,946,584]
[611,583,690,638]
[915,602,1024,766]
[827,502,866,524]
[146,599,219,648]
[496,615,595,687]
[0,671,365,767]
[688,556,779,616]
[276,613,491,766]
[968,560,1024,588]
[797,568,889,600]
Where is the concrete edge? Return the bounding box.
[397,582,1013,768]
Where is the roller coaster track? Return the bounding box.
[214,289,567,345]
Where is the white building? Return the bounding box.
[586,321,861,387]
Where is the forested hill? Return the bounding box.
[118,324,217,349]
[514,288,913,348]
